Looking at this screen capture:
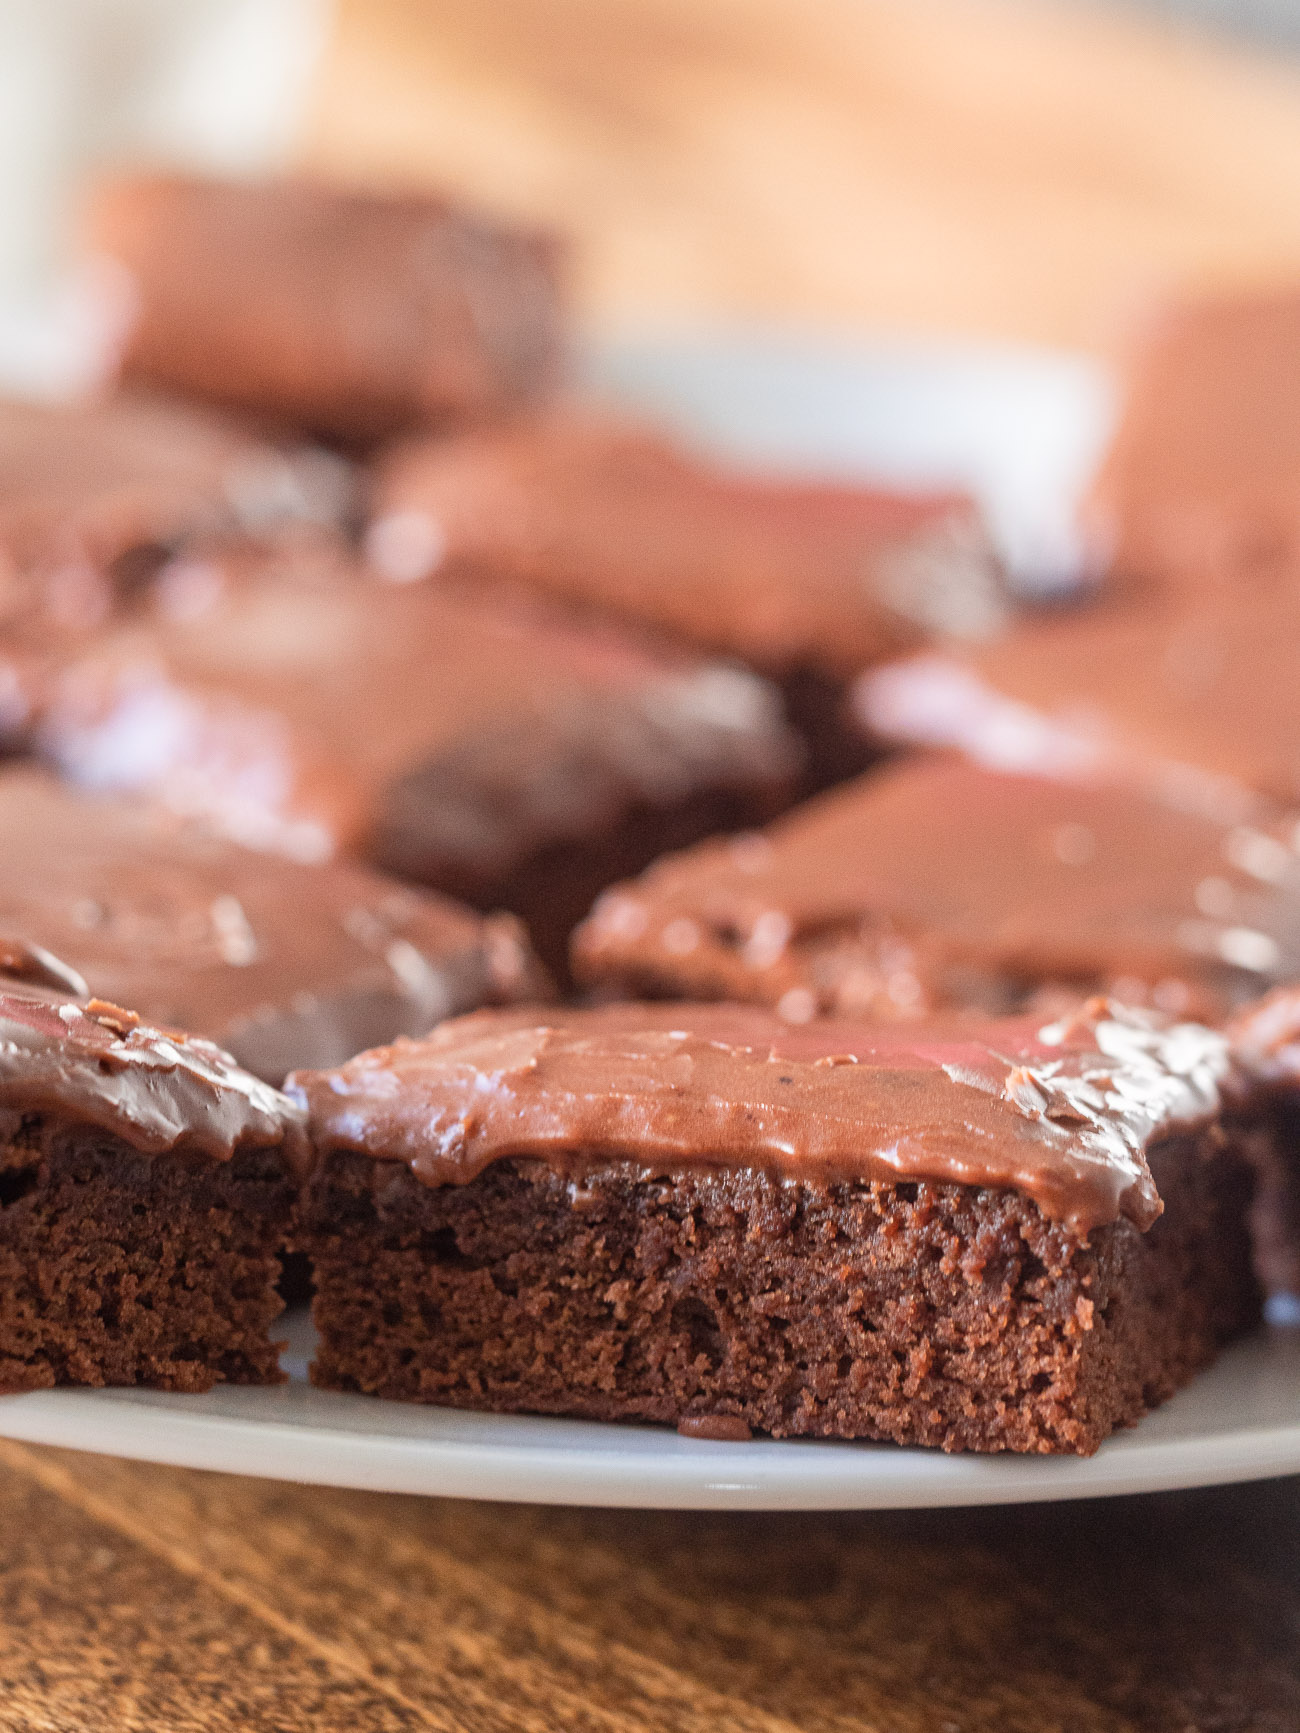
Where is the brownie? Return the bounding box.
[0,972,307,1392]
[1086,289,1300,594]
[365,413,1006,787]
[857,588,1300,814]
[1226,987,1300,1296]
[87,175,564,443]
[0,768,546,1082]
[572,755,1300,1022]
[288,1000,1260,1454]
[0,394,353,750]
[36,545,799,976]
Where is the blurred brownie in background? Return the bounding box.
[574,754,1300,1021]
[36,545,799,976]
[0,973,307,1392]
[0,769,546,1082]
[1227,987,1300,1297]
[0,392,352,749]
[857,588,1300,814]
[1087,289,1300,594]
[288,999,1259,1454]
[365,413,1006,787]
[88,175,564,444]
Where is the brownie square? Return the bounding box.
[365,413,1006,788]
[37,546,799,976]
[0,978,307,1393]
[1227,987,1300,1296]
[572,755,1300,1022]
[857,588,1300,813]
[1086,289,1300,595]
[288,1001,1261,1454]
[88,175,564,443]
[0,768,547,1082]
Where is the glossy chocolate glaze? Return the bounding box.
[0,981,306,1167]
[89,175,563,442]
[288,999,1232,1237]
[573,756,1300,1021]
[37,545,799,881]
[0,769,546,1082]
[366,414,1006,678]
[857,590,1300,815]
[1087,290,1300,592]
[0,390,351,583]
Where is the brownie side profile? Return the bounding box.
[0,768,548,1082]
[37,548,799,977]
[290,1001,1259,1454]
[366,414,1006,788]
[1226,986,1300,1296]
[0,979,307,1392]
[88,175,563,442]
[572,755,1300,1021]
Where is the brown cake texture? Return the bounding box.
[87,174,564,443]
[856,587,1300,815]
[1225,987,1300,1297]
[288,1000,1260,1454]
[35,545,799,976]
[1086,289,1300,594]
[0,768,546,1082]
[0,967,307,1392]
[365,413,1006,786]
[572,755,1300,1022]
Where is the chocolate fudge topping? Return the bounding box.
[0,390,351,586]
[573,756,1300,1020]
[288,999,1232,1237]
[0,982,306,1167]
[1087,289,1300,592]
[857,590,1300,815]
[89,175,563,442]
[366,414,1006,677]
[37,546,799,880]
[0,770,545,1081]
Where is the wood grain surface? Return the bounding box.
[0,1438,1297,1731]
[304,0,1300,349]
[7,4,1300,1728]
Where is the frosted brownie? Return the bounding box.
[366,414,1005,786]
[1087,290,1300,594]
[0,969,307,1392]
[857,589,1300,814]
[288,1000,1260,1454]
[573,756,1300,1022]
[1226,987,1300,1296]
[37,547,799,974]
[88,175,563,443]
[0,769,546,1082]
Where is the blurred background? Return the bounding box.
[4,0,1300,392]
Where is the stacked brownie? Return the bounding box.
[0,174,1289,1455]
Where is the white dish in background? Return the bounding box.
[0,335,1293,1510]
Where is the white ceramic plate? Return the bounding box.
[1,334,1295,1509]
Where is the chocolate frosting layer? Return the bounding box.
[573,756,1300,1020]
[1087,290,1300,593]
[89,175,563,442]
[367,414,1006,678]
[288,1000,1232,1236]
[38,547,798,879]
[856,590,1300,815]
[0,769,546,1082]
[0,983,306,1167]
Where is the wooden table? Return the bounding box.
[9,3,1300,1726]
